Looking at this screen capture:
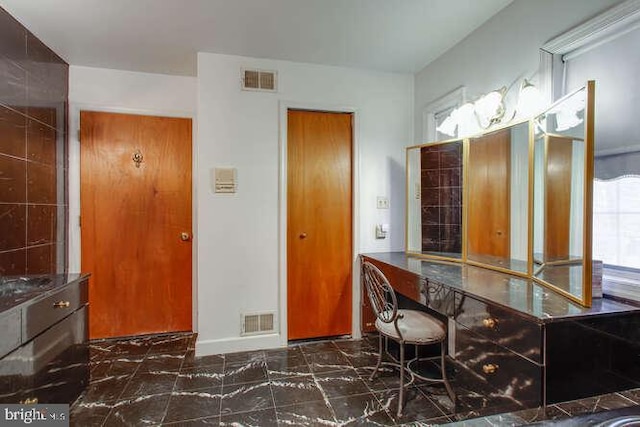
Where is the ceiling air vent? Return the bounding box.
[242,68,277,92]
[241,311,276,336]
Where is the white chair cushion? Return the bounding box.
[375,309,446,344]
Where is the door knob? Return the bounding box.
[299,233,307,239]
[180,232,191,241]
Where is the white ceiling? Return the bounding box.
[0,0,512,76]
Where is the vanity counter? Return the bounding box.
[0,273,90,404]
[360,252,640,412]
[361,252,639,322]
[0,273,90,314]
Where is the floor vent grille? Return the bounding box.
[241,312,276,336]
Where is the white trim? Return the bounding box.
[539,0,640,102]
[595,144,640,157]
[543,0,640,55]
[421,86,466,142]
[196,334,282,356]
[538,49,555,105]
[278,101,360,348]
[69,102,199,331]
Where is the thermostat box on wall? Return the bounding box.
[211,167,237,193]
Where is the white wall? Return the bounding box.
[67,66,197,303]
[196,53,413,354]
[414,0,622,143]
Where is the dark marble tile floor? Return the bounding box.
[71,333,640,426]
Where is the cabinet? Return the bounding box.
[360,252,640,411]
[0,277,89,404]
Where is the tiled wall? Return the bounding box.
[420,142,463,254]
[0,7,68,275]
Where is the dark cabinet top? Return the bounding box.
[361,252,640,323]
[0,273,89,314]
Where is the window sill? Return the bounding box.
[603,266,640,303]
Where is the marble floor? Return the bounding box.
[71,333,640,426]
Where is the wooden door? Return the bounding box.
[468,129,511,260]
[544,135,573,261]
[80,111,192,339]
[287,110,352,340]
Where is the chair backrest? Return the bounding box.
[362,261,398,324]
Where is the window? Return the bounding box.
[593,176,640,270]
[541,1,640,300]
[422,86,466,142]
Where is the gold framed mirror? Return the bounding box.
[405,81,595,307]
[532,82,594,306]
[466,121,530,275]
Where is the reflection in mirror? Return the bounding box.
[467,122,529,273]
[533,85,591,302]
[406,140,463,259]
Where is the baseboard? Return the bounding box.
[195,333,284,356]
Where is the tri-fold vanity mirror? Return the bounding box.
[407,82,595,306]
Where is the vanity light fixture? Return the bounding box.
[436,111,458,137]
[515,79,544,119]
[456,102,481,137]
[434,87,507,138]
[550,88,586,131]
[474,87,506,129]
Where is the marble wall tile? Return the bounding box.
[0,9,26,62]
[0,7,68,276]
[0,106,26,158]
[0,248,26,275]
[0,59,27,111]
[26,162,56,204]
[0,154,26,203]
[0,204,25,250]
[26,118,56,165]
[420,143,463,253]
[26,243,55,274]
[26,204,55,246]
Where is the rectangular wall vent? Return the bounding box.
[241,312,276,336]
[241,69,277,92]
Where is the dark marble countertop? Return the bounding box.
[0,273,90,314]
[361,252,640,323]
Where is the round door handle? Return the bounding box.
[180,232,191,241]
[299,233,307,239]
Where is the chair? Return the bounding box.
[362,261,456,417]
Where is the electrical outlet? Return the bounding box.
[376,196,389,209]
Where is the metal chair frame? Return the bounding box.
[362,261,456,417]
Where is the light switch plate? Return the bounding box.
[376,196,389,209]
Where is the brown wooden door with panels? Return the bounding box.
[287,110,353,340]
